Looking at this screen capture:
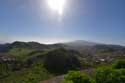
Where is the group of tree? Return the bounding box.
[43,48,81,74]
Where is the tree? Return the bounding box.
[44,48,80,74]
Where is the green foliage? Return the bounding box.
[113,59,125,69]
[44,48,80,74]
[8,48,32,61]
[0,63,10,78]
[63,71,93,83]
[80,59,93,68]
[120,69,125,82]
[61,80,73,83]
[95,67,125,83]
[1,42,125,83]
[19,63,53,83]
[62,60,125,83]
[0,63,53,83]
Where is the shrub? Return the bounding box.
[113,59,125,69]
[95,67,125,83]
[63,71,93,83]
[61,80,73,83]
[0,63,10,78]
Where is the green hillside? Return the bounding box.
[0,41,125,83]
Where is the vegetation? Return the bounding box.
[44,48,81,74]
[0,41,125,83]
[0,46,81,83]
[62,59,125,83]
[95,68,125,83]
[0,63,53,83]
[0,63,10,78]
[62,71,94,83]
[113,59,125,69]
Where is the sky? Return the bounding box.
[0,0,125,45]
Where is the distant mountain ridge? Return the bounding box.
[64,40,97,46]
[0,40,125,54]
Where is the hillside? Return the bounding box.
[0,40,125,83]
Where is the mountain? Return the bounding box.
[10,41,50,50]
[0,40,125,53]
[62,40,125,52]
[59,40,98,52]
[64,40,97,47]
[0,41,50,52]
[0,43,10,52]
[0,40,125,83]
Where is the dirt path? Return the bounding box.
[39,75,64,83]
[39,68,95,83]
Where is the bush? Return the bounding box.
[120,69,125,82]
[61,80,73,83]
[113,59,125,69]
[62,71,93,83]
[95,67,125,83]
[0,63,10,78]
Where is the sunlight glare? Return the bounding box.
[47,0,66,15]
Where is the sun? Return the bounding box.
[47,0,66,15]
